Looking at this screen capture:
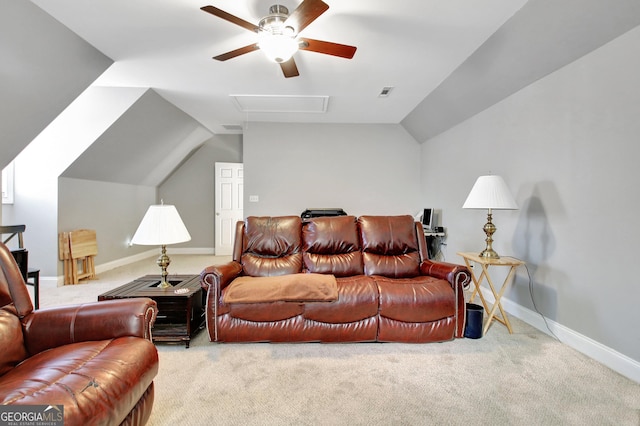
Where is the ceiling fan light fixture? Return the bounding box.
[257,5,298,63]
[258,32,299,63]
[202,1,356,77]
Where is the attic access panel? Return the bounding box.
[230,95,329,113]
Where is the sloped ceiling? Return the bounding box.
[402,0,640,142]
[30,0,528,134]
[28,0,640,143]
[60,89,212,186]
[0,1,112,170]
[5,0,640,187]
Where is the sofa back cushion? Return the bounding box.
[302,216,364,277]
[241,216,303,277]
[0,248,29,376]
[358,215,421,278]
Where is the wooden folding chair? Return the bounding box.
[59,232,73,285]
[59,229,98,285]
[69,229,98,283]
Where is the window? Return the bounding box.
[2,161,15,204]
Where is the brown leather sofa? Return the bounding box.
[0,242,159,426]
[200,215,471,343]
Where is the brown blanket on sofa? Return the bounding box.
[223,273,338,304]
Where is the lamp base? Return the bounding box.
[157,245,173,288]
[157,280,172,289]
[479,248,500,259]
[480,210,501,259]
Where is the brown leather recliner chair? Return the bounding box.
[0,242,159,426]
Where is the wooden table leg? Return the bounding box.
[464,257,490,315]
[482,264,517,334]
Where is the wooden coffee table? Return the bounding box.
[98,274,204,348]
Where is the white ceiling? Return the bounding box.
[30,0,527,135]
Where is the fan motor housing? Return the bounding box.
[260,5,294,36]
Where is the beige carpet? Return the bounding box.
[37,255,640,426]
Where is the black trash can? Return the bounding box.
[464,303,484,339]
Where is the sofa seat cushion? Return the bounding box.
[304,276,379,323]
[0,337,158,425]
[376,276,456,323]
[221,276,378,324]
[223,273,338,304]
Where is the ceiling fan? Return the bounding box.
[201,0,357,78]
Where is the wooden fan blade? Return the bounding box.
[285,0,329,34]
[299,38,357,59]
[280,58,300,78]
[214,43,260,61]
[201,5,259,32]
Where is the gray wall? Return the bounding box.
[243,123,422,217]
[58,178,156,266]
[421,24,640,364]
[159,134,243,250]
[55,133,242,269]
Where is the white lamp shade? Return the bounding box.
[463,175,518,210]
[131,204,191,245]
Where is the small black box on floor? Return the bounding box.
[464,303,484,339]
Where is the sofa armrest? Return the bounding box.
[199,261,242,342]
[21,298,157,355]
[200,261,243,292]
[421,259,471,338]
[421,259,471,290]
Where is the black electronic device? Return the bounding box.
[301,208,347,219]
[422,208,434,230]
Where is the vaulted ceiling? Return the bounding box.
[5,0,640,185]
[31,0,530,136]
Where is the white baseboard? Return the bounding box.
[479,287,640,384]
[94,249,157,275]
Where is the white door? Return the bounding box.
[215,162,243,256]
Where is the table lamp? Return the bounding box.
[462,175,518,259]
[131,203,191,288]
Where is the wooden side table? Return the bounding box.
[98,274,204,348]
[457,252,525,335]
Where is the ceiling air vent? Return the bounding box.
[222,124,243,131]
[379,86,394,97]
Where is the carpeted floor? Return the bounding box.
[37,255,640,425]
